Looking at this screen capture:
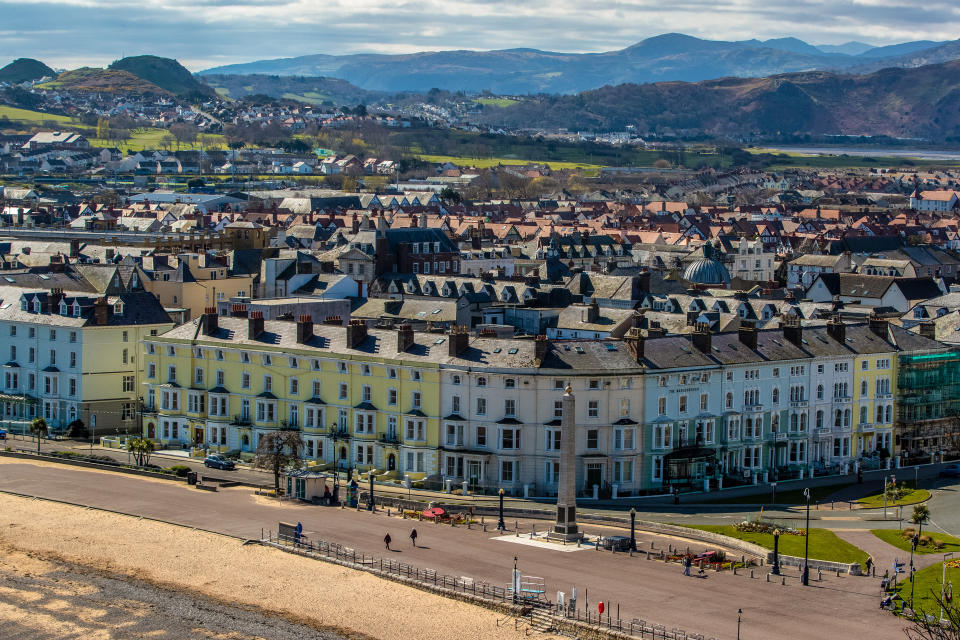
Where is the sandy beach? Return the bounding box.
[0,493,548,640]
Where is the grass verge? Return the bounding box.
[894,561,959,615]
[684,524,869,566]
[699,482,854,505]
[872,528,960,555]
[859,488,930,509]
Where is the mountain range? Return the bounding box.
[474,60,960,140]
[199,33,960,94]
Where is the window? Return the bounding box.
[405,419,425,441]
[658,396,667,415]
[7,325,13,337]
[167,365,177,383]
[614,460,634,483]
[410,370,421,382]
[504,398,516,417]
[194,367,203,384]
[241,372,250,389]
[362,364,371,376]
[290,357,299,369]
[652,456,663,481]
[263,376,272,392]
[69,331,76,343]
[362,385,372,403]
[589,379,600,390]
[262,354,272,366]
[388,368,398,379]
[500,460,514,483]
[772,388,779,404]
[476,426,487,447]
[476,397,486,415]
[619,398,630,418]
[28,328,34,339]
[338,361,348,373]
[501,428,520,449]
[28,348,34,363]
[586,429,598,449]
[505,378,516,389]
[241,352,249,363]
[678,395,688,414]
[477,376,487,387]
[614,428,634,450]
[412,391,422,409]
[339,383,348,400]
[700,393,708,411]
[452,374,461,385]
[861,360,869,370]
[588,400,599,418]
[49,329,56,341]
[70,352,76,368]
[216,350,224,361]
[69,377,77,396]
[147,363,156,379]
[725,392,733,409]
[290,378,299,395]
[554,379,565,390]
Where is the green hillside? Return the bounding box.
[0,58,56,84]
[39,68,170,95]
[109,56,216,98]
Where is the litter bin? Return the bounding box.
[187,471,198,485]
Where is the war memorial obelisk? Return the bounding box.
[550,384,580,541]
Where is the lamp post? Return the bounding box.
[771,481,777,506]
[883,474,889,519]
[497,488,506,531]
[330,423,340,504]
[368,469,375,512]
[802,487,811,586]
[737,608,742,640]
[629,508,637,551]
[942,552,954,623]
[771,529,781,576]
[911,532,919,610]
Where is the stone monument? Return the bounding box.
[550,384,580,541]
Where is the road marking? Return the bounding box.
[820,517,860,521]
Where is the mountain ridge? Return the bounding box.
[198,33,960,94]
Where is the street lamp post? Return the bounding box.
[629,508,637,551]
[771,529,781,576]
[883,474,889,519]
[911,532,920,610]
[368,469,375,512]
[737,608,742,640]
[497,488,506,531]
[802,487,811,585]
[942,552,955,623]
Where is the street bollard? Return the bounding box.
[483,523,487,532]
[781,577,786,586]
[836,569,841,577]
[750,569,755,578]
[818,570,822,581]
[766,574,770,582]
[733,566,737,575]
[651,541,655,550]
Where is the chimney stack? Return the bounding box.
[230,303,247,317]
[296,314,313,344]
[69,238,80,259]
[323,315,343,326]
[869,315,889,340]
[534,334,549,362]
[826,314,846,343]
[686,310,698,326]
[448,325,470,357]
[396,324,415,353]
[624,327,645,363]
[637,268,651,294]
[248,310,265,340]
[738,320,758,350]
[346,319,368,348]
[918,321,936,340]
[781,315,802,346]
[94,297,110,326]
[201,306,218,336]
[48,288,64,314]
[691,322,712,353]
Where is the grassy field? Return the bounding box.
[893,561,959,615]
[685,524,869,566]
[859,488,930,509]
[700,482,854,506]
[0,105,75,125]
[415,154,604,170]
[89,128,228,152]
[474,97,517,107]
[872,529,960,556]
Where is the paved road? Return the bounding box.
[0,459,912,640]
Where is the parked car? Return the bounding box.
[939,464,960,478]
[0,428,6,440]
[204,454,235,470]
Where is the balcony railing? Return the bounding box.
[232,414,251,426]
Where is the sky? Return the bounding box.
[1,0,958,71]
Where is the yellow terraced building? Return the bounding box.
[851,330,897,460]
[142,309,440,480]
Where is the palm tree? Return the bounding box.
[126,437,154,466]
[912,504,931,538]
[30,417,48,455]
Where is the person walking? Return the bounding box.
[410,528,418,547]
[384,533,392,551]
[865,557,873,576]
[683,556,691,577]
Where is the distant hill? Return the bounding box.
[0,58,56,84]
[199,33,960,94]
[38,67,171,95]
[202,73,377,105]
[817,42,874,56]
[475,60,960,140]
[109,56,216,98]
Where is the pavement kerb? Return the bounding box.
[0,449,189,482]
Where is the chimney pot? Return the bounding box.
[248,310,265,340]
[296,314,313,344]
[397,324,415,353]
[202,307,219,336]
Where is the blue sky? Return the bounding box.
[1,0,958,71]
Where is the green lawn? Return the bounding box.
[474,97,517,107]
[89,128,228,152]
[872,529,960,556]
[745,147,960,170]
[415,153,604,170]
[0,105,75,125]
[893,561,960,615]
[686,525,869,566]
[700,482,854,506]
[859,488,930,509]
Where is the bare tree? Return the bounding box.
[254,430,305,494]
[906,589,960,639]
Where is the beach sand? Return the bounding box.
[0,493,550,640]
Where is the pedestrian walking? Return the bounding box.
[865,557,873,576]
[410,528,418,547]
[683,556,691,576]
[384,533,392,551]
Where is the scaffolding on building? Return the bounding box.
[896,350,960,458]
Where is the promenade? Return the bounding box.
[0,458,911,640]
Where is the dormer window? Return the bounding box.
[59,301,68,315]
[114,301,124,315]
[72,302,81,317]
[32,299,40,313]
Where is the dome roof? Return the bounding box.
[683,243,730,285]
